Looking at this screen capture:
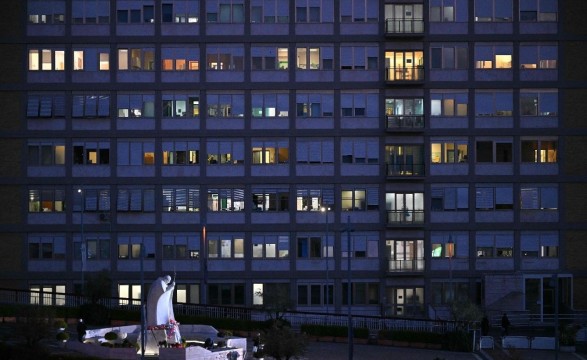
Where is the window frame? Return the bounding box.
[117,139,155,166]
[251,0,289,24]
[474,43,513,69]
[206,139,245,165]
[475,185,514,211]
[252,234,289,258]
[296,46,334,70]
[28,187,66,213]
[162,140,200,165]
[520,138,557,163]
[116,188,156,212]
[162,46,200,71]
[296,186,335,211]
[28,48,66,71]
[252,139,289,165]
[520,185,558,210]
[206,93,245,118]
[296,92,334,117]
[207,188,245,212]
[28,140,65,166]
[162,233,200,259]
[430,140,468,164]
[430,91,468,117]
[207,234,245,259]
[520,89,557,116]
[162,187,200,212]
[161,0,200,24]
[206,45,245,71]
[117,47,155,71]
[28,0,65,24]
[73,140,110,165]
[474,0,513,22]
[430,185,469,212]
[28,234,65,260]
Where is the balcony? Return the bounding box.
[385,19,424,37]
[386,258,425,273]
[386,209,424,226]
[386,66,424,83]
[385,115,424,131]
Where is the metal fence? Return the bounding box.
[0,287,456,334]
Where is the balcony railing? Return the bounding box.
[386,115,424,130]
[387,259,425,272]
[385,19,425,35]
[386,163,425,177]
[386,66,424,82]
[387,209,424,225]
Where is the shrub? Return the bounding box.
[53,320,67,329]
[378,329,444,344]
[79,303,110,326]
[300,324,369,339]
[56,331,69,341]
[443,330,473,352]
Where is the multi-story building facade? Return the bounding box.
[0,0,586,319]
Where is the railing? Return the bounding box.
[387,210,425,225]
[385,19,425,34]
[386,115,424,130]
[386,66,424,81]
[386,163,425,177]
[387,259,425,272]
[0,287,456,334]
[488,311,587,328]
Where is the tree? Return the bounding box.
[254,284,292,323]
[450,298,483,325]
[85,269,113,304]
[255,287,307,359]
[80,269,113,325]
[14,305,55,346]
[262,323,308,360]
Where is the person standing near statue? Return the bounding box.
[76,318,87,342]
[501,313,510,336]
[481,315,490,336]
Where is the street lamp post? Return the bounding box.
[78,188,85,297]
[321,206,330,315]
[140,245,146,360]
[552,274,559,360]
[342,216,353,360]
[447,235,454,302]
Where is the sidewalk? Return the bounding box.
[301,342,481,360]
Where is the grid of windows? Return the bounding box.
[20,0,569,316]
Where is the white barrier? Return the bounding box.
[479,336,494,349]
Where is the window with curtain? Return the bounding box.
[475,185,513,210]
[117,188,155,212]
[296,138,334,164]
[520,185,557,210]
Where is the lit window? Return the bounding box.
[521,138,557,163]
[430,140,468,163]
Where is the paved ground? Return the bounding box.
[301,342,481,360]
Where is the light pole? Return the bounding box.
[321,206,330,315]
[447,235,454,303]
[78,188,85,297]
[342,216,353,360]
[140,245,146,360]
[551,274,559,360]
